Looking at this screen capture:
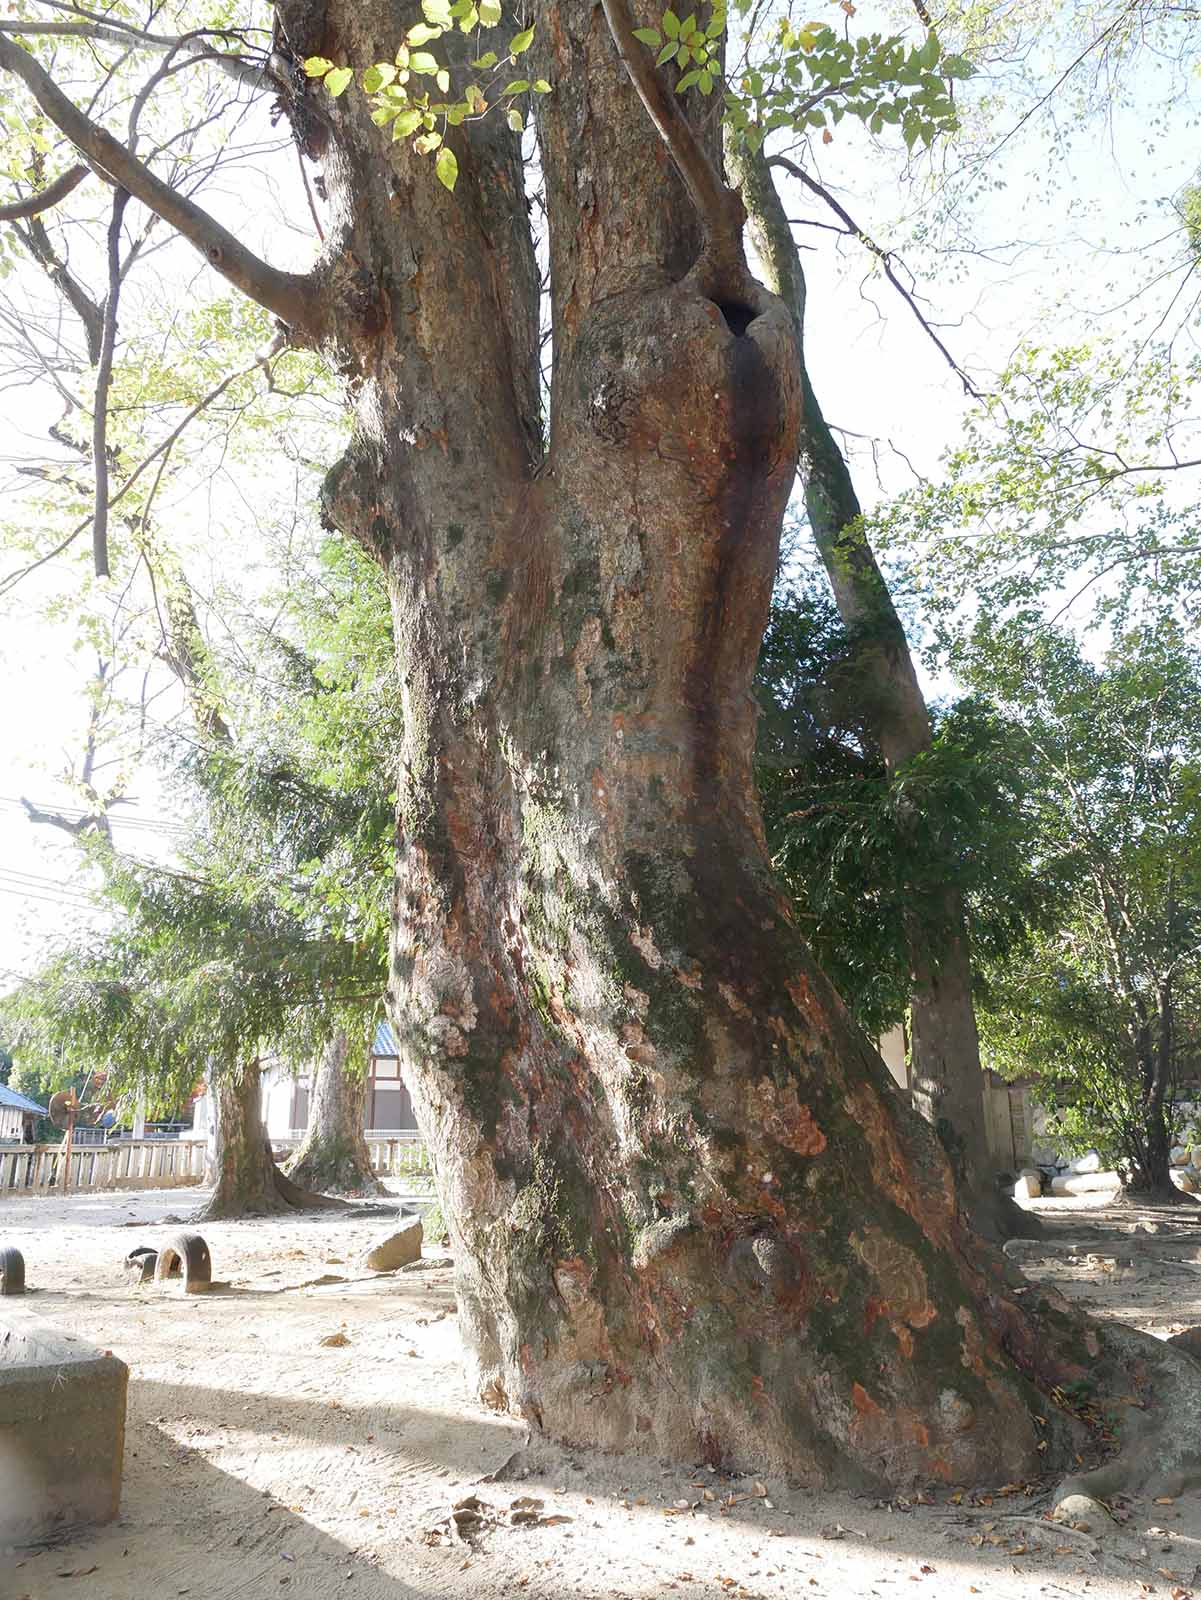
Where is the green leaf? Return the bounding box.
[479,0,503,21]
[532,78,552,91]
[698,68,713,93]
[508,106,524,131]
[472,50,499,66]
[415,130,443,153]
[436,68,451,90]
[915,31,940,70]
[325,66,353,97]
[393,107,424,136]
[459,5,480,31]
[363,63,397,92]
[662,9,681,37]
[371,106,400,127]
[302,56,334,77]
[510,25,535,53]
[436,146,459,190]
[656,39,679,64]
[410,51,439,72]
[502,78,530,93]
[423,0,454,24]
[407,23,444,43]
[676,67,700,91]
[633,26,662,44]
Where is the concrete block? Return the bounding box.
[0,1309,127,1545]
[1048,1170,1121,1196]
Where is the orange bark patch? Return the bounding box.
[851,1382,881,1416]
[843,1081,956,1247]
[853,1229,937,1330]
[748,1079,828,1158]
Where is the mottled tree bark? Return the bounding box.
[285,1031,383,1195]
[257,0,1093,1485]
[728,143,1024,1238]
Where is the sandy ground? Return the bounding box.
[3,1184,1201,1600]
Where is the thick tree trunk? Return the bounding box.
[272,0,1095,1485]
[198,1063,289,1220]
[285,1031,383,1196]
[729,142,1016,1236]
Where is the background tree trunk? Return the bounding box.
[199,1063,287,1220]
[729,141,1021,1237]
[285,1030,383,1195]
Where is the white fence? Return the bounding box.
[0,1138,207,1196]
[273,1132,436,1187]
[0,1132,435,1197]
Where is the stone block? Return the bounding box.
[1013,1169,1043,1201]
[0,1309,127,1545]
[362,1215,424,1271]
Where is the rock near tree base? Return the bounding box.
[362,1216,423,1271]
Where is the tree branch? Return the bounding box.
[769,154,982,400]
[12,211,105,362]
[1,14,270,90]
[0,162,88,220]
[0,30,320,337]
[598,0,746,279]
[92,185,128,579]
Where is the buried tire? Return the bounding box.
[154,1231,211,1294]
[0,1245,25,1294]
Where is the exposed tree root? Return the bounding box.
[1054,1320,1201,1502]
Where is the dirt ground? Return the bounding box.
[4,1184,1201,1600]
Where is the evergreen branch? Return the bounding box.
[0,31,319,336]
[0,162,88,220]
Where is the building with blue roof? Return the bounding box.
[0,1082,48,1142]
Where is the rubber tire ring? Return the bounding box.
[0,1245,26,1295]
[154,1230,211,1294]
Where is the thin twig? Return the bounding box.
[770,154,982,399]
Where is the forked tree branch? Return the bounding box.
[0,30,320,337]
[0,161,88,220]
[599,0,747,279]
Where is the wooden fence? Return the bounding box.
[0,1132,435,1197]
[0,1138,207,1196]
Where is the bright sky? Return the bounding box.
[0,10,1196,994]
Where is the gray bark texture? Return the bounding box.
[285,1031,384,1196]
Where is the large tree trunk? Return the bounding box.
[275,0,1092,1486]
[285,1031,383,1196]
[728,142,1017,1236]
[199,1063,288,1220]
